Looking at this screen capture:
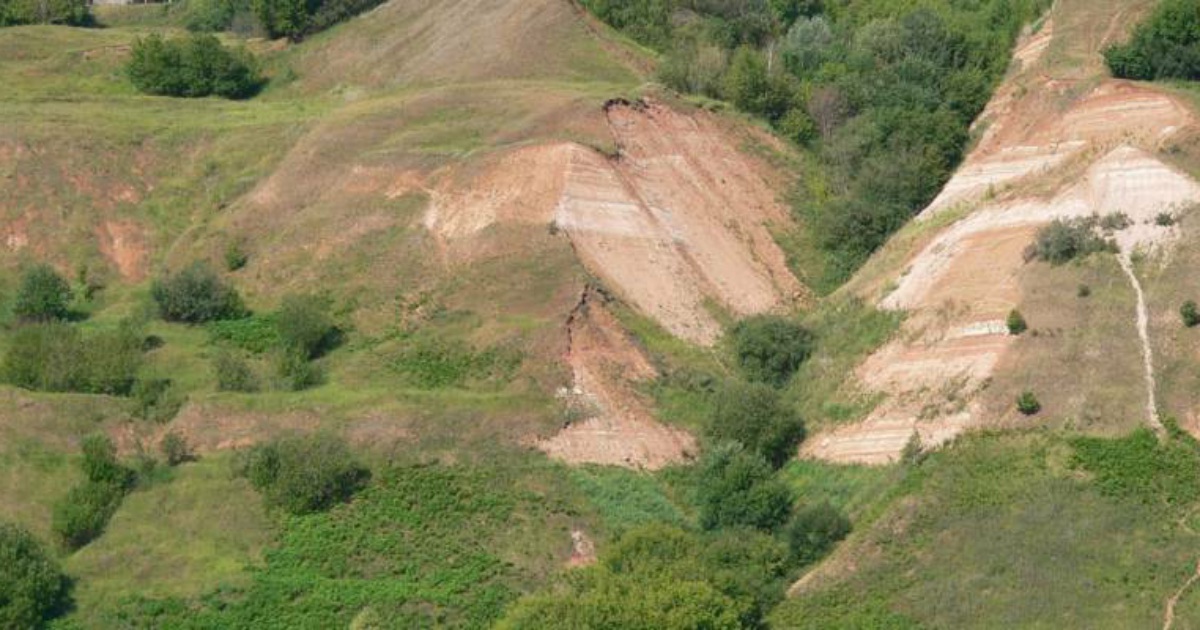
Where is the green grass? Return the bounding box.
[65,455,272,611]
[776,431,1200,628]
[567,466,686,535]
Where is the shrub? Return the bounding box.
[224,240,248,271]
[707,381,805,469]
[160,432,194,466]
[208,314,280,353]
[51,481,125,551]
[236,433,369,515]
[1103,0,1200,81]
[276,294,336,359]
[1029,218,1115,265]
[1157,212,1178,227]
[4,323,142,395]
[730,315,815,386]
[698,444,794,532]
[213,350,259,392]
[276,351,324,391]
[128,33,263,99]
[1077,284,1091,298]
[785,501,851,566]
[13,264,72,323]
[1016,391,1041,416]
[81,434,135,488]
[152,262,246,324]
[132,378,186,423]
[0,0,88,25]
[1006,309,1027,335]
[0,522,68,628]
[1183,301,1200,328]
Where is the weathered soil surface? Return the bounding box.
[425,99,804,345]
[535,286,696,469]
[803,8,1200,465]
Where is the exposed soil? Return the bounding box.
[425,98,804,345]
[567,528,598,567]
[536,285,696,470]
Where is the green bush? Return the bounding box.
[128,34,263,99]
[707,380,805,469]
[698,444,794,531]
[1029,218,1114,265]
[4,323,142,395]
[132,378,186,423]
[51,480,125,551]
[224,240,248,271]
[213,350,259,392]
[152,262,246,324]
[160,432,194,466]
[1006,309,1027,335]
[785,501,850,566]
[13,264,72,323]
[276,350,323,391]
[1016,391,1041,416]
[1182,300,1199,328]
[276,294,337,359]
[252,0,389,40]
[1104,0,1200,81]
[0,522,68,628]
[0,0,88,25]
[730,315,815,386]
[236,433,369,515]
[1071,429,1200,506]
[81,434,135,488]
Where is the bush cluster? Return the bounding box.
[13,264,73,323]
[1182,300,1200,328]
[236,433,369,515]
[128,34,263,99]
[51,435,136,551]
[698,443,794,532]
[1104,0,1200,81]
[707,380,805,469]
[152,262,246,323]
[730,315,814,386]
[1028,218,1115,265]
[0,522,69,628]
[0,0,88,25]
[4,322,142,395]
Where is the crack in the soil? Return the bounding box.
[1164,558,1200,630]
[1118,253,1164,436]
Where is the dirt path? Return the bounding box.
[1117,252,1164,436]
[1164,558,1200,630]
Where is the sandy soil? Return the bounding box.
[424,99,803,345]
[802,4,1200,465]
[536,287,696,469]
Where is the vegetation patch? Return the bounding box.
[1105,0,1200,81]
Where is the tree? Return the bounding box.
[724,47,770,114]
[730,315,814,386]
[151,262,246,324]
[13,264,72,323]
[0,522,68,627]
[128,34,263,99]
[237,433,369,515]
[785,501,850,565]
[51,481,125,551]
[160,432,194,466]
[698,444,794,531]
[708,380,805,469]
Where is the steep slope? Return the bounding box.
[804,0,1200,464]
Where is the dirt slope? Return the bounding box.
[804,1,1200,465]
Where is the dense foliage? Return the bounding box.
[1104,0,1200,81]
[275,294,337,360]
[0,522,68,628]
[0,0,87,26]
[698,443,795,531]
[13,264,72,323]
[499,524,794,629]
[128,34,263,100]
[784,501,850,565]
[585,0,1049,289]
[4,322,142,395]
[730,315,814,386]
[251,0,388,40]
[1071,429,1200,507]
[52,435,136,551]
[707,380,805,469]
[152,262,246,323]
[236,433,369,515]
